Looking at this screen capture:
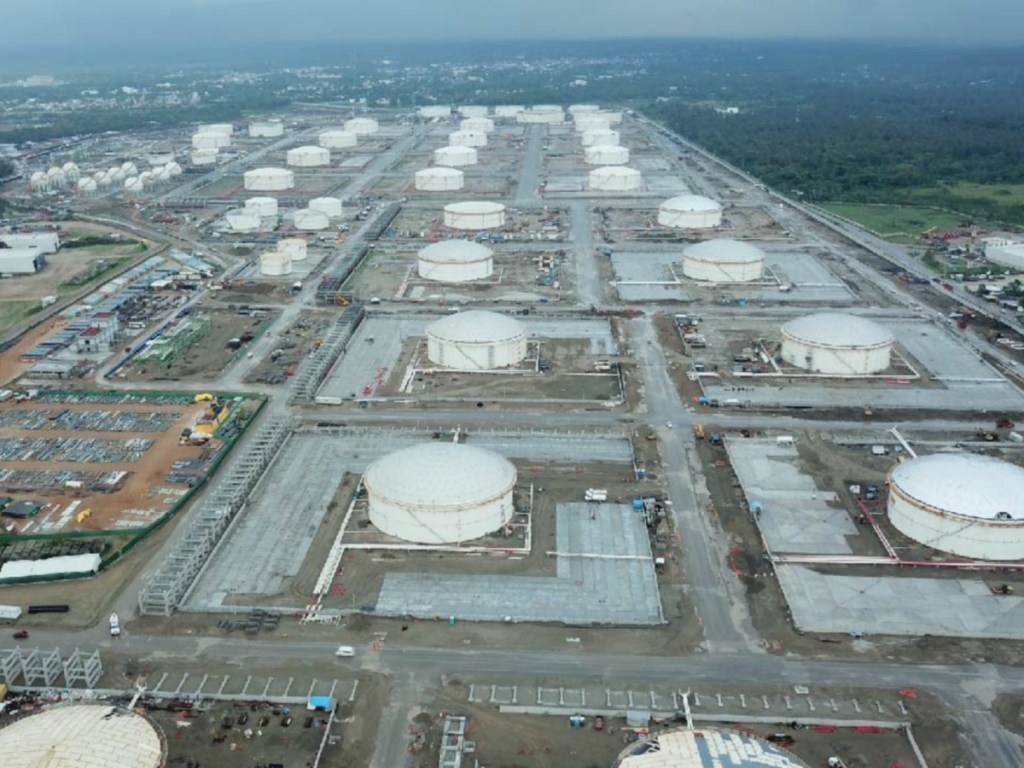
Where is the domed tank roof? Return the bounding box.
[684,239,765,264]
[782,313,895,349]
[661,195,722,213]
[364,443,516,511]
[419,241,493,264]
[427,310,527,344]
[890,454,1024,523]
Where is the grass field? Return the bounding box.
[819,203,964,243]
[906,182,1024,226]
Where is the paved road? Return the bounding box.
[514,124,543,206]
[569,200,604,307]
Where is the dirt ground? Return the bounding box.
[422,682,966,768]
[596,205,789,244]
[0,398,232,535]
[123,309,277,382]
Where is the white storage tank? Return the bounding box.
[244,196,279,218]
[61,162,80,182]
[592,110,623,124]
[575,116,610,133]
[345,117,379,135]
[120,162,138,176]
[434,145,478,167]
[309,196,343,218]
[418,240,494,283]
[657,195,723,229]
[615,728,810,768]
[888,453,1024,561]
[166,161,183,176]
[581,128,620,147]
[443,201,506,230]
[225,209,262,233]
[517,108,564,124]
[458,105,489,118]
[0,704,166,768]
[494,105,525,118]
[426,310,528,370]
[569,104,601,115]
[584,144,630,165]
[146,153,174,167]
[780,313,895,375]
[191,149,218,166]
[364,443,517,545]
[287,145,330,167]
[77,178,98,195]
[449,130,488,148]
[192,132,230,150]
[683,239,766,282]
[318,129,358,149]
[278,238,308,261]
[202,123,234,136]
[293,208,330,231]
[460,117,494,133]
[244,167,294,191]
[415,167,464,192]
[419,106,453,119]
[260,251,293,276]
[249,120,284,137]
[589,166,643,191]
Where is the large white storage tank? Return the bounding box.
[249,120,284,137]
[364,443,516,545]
[449,130,488,148]
[426,310,528,370]
[569,104,601,115]
[203,123,234,136]
[460,117,494,133]
[683,239,766,282]
[0,704,166,768]
[244,167,294,191]
[191,149,218,166]
[458,105,490,118]
[61,161,80,182]
[287,145,330,167]
[575,116,610,133]
[517,109,564,124]
[584,144,630,165]
[434,145,478,167]
[319,129,358,149]
[888,454,1024,561]
[309,196,343,218]
[494,105,525,118]
[615,728,810,768]
[245,196,279,218]
[443,201,506,230]
[192,132,230,150]
[415,167,464,192]
[589,166,643,191]
[418,241,494,283]
[592,110,623,124]
[225,209,262,233]
[345,117,379,135]
[657,195,723,229]
[278,237,308,261]
[581,128,620,147]
[293,208,330,231]
[260,251,293,276]
[419,106,453,119]
[780,313,895,375]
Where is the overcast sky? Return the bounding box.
[3,0,1023,48]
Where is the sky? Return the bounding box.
[2,0,1023,50]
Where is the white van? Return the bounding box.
[334,645,355,657]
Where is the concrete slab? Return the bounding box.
[726,439,856,555]
[777,564,1024,639]
[375,503,663,625]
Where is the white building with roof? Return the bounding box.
[364,443,516,544]
[418,241,494,283]
[889,454,1024,560]
[683,239,765,282]
[781,313,895,375]
[426,310,528,370]
[658,195,723,229]
[1,231,59,253]
[443,201,506,230]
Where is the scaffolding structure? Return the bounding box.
[290,302,365,402]
[137,415,291,615]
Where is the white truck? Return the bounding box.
[109,612,121,637]
[584,488,608,503]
